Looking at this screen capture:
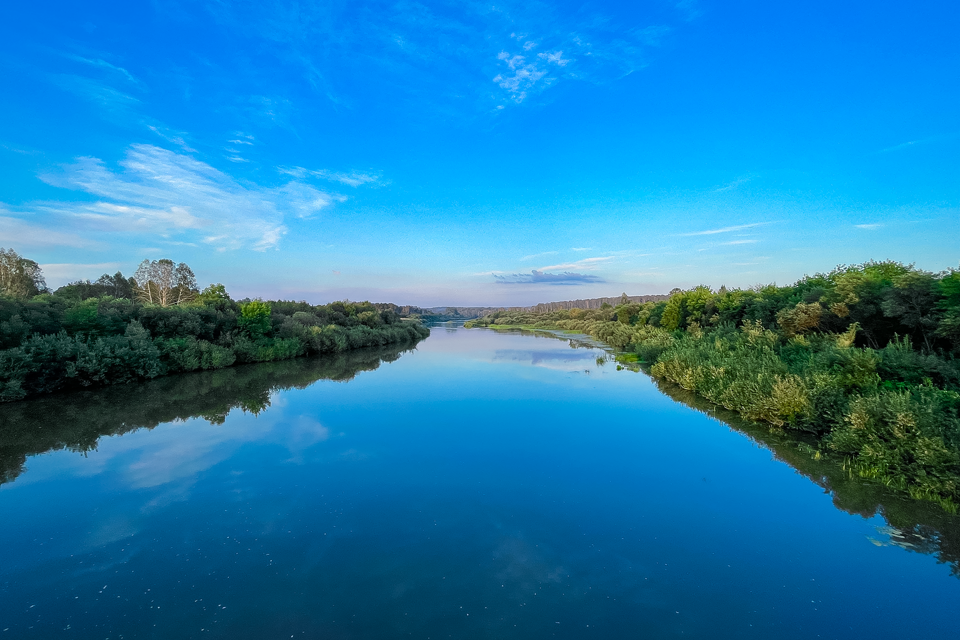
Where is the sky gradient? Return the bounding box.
[1,0,957,306]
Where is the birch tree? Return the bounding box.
[134,259,198,306]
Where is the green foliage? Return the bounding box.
[0,291,429,402]
[55,272,136,302]
[198,283,231,304]
[239,300,272,338]
[827,388,960,510]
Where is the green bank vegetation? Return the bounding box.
[468,261,960,512]
[0,249,429,402]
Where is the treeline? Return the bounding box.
[0,249,429,402]
[468,261,960,511]
[527,293,669,313]
[374,303,505,321]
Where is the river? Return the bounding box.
[1,325,957,638]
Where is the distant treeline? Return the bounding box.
[0,249,429,402]
[468,261,960,511]
[374,295,671,321]
[526,294,670,313]
[373,304,501,321]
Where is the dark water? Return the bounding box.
[1,326,958,639]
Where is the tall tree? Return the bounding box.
[0,247,46,298]
[133,259,198,306]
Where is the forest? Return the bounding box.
[467,261,960,511]
[0,249,429,402]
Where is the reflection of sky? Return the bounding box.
[492,348,601,372]
[15,405,330,492]
[1,326,959,638]
[415,325,611,374]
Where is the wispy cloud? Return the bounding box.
[279,166,382,187]
[147,125,196,152]
[875,133,958,154]
[495,270,604,285]
[713,176,752,192]
[314,170,382,187]
[35,144,345,251]
[491,21,653,105]
[52,74,140,113]
[719,239,758,245]
[64,53,142,87]
[0,212,95,248]
[571,247,592,252]
[538,256,613,271]
[678,222,768,236]
[206,1,678,113]
[537,51,570,67]
[855,223,883,230]
[493,51,551,103]
[520,250,559,261]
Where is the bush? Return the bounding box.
[828,388,960,508]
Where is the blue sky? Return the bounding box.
[1,0,957,306]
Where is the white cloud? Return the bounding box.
[520,250,559,261]
[855,223,883,230]
[538,256,613,271]
[147,125,197,153]
[313,170,381,187]
[493,51,550,103]
[276,181,347,218]
[537,50,570,67]
[279,166,381,187]
[35,144,345,251]
[713,176,752,192]
[719,239,758,245]
[65,54,142,87]
[678,222,768,236]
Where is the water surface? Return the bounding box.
[1,326,958,638]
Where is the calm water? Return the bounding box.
[1,326,958,639]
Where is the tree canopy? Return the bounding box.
[134,259,198,307]
[0,248,46,299]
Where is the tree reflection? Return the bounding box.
[652,378,960,578]
[0,339,423,486]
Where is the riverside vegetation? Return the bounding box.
[467,261,960,512]
[0,249,429,402]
